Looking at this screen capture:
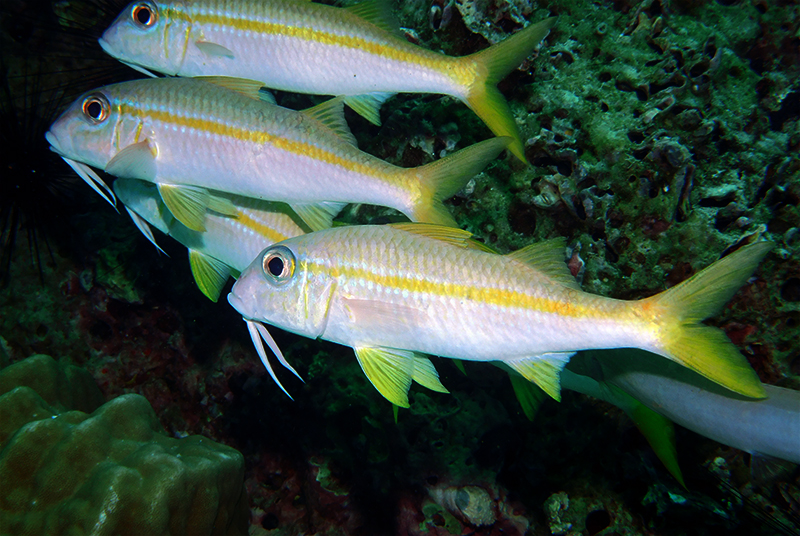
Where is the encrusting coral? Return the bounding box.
[0,354,249,535]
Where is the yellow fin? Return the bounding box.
[452,359,467,375]
[613,385,686,488]
[290,202,347,231]
[407,137,510,227]
[344,0,404,38]
[505,352,574,402]
[343,93,394,126]
[506,238,580,290]
[196,76,276,104]
[647,241,773,398]
[412,356,449,394]
[158,184,238,232]
[188,250,231,302]
[353,346,416,407]
[508,372,547,421]
[390,223,494,253]
[463,18,556,162]
[302,97,357,147]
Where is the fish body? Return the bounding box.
[99,0,555,161]
[46,77,507,231]
[228,224,770,406]
[114,178,307,300]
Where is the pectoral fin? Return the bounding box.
[188,250,231,302]
[195,41,235,59]
[506,351,574,402]
[342,297,430,333]
[158,184,239,232]
[106,140,157,180]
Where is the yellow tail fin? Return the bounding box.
[409,136,510,227]
[462,18,556,163]
[646,241,773,398]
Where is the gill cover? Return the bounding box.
[100,0,189,76]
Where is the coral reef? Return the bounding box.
[0,354,249,535]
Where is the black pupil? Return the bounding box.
[267,256,284,277]
[86,100,103,119]
[135,6,151,25]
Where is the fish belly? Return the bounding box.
[321,288,650,362]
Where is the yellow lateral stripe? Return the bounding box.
[307,259,601,319]
[236,212,290,244]
[191,12,432,66]
[118,103,392,182]
[179,8,474,85]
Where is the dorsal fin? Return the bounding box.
[195,76,276,104]
[506,238,581,289]
[301,97,357,147]
[390,223,496,253]
[344,0,404,38]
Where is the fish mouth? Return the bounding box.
[227,291,247,315]
[98,37,115,57]
[45,131,63,155]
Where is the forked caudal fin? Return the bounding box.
[409,136,510,227]
[462,17,556,163]
[643,241,773,399]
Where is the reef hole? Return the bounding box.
[781,277,800,302]
[585,508,612,535]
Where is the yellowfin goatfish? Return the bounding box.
[46,77,508,232]
[114,178,308,395]
[99,0,555,162]
[227,224,771,407]
[114,178,307,301]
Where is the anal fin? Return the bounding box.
[506,352,574,402]
[343,92,395,126]
[290,201,346,231]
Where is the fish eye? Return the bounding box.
[81,94,110,124]
[131,2,158,28]
[261,246,295,285]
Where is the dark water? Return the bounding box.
[1,0,798,534]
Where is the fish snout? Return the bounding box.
[227,290,250,318]
[98,37,118,59]
[45,130,64,155]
